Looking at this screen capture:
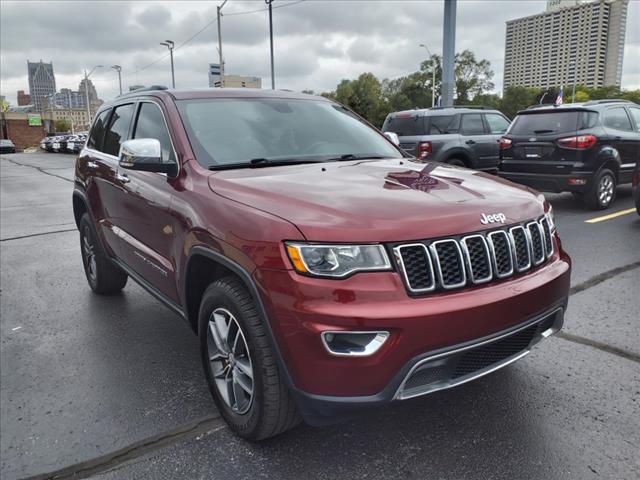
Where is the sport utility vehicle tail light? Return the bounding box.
[499,137,512,150]
[417,141,432,159]
[556,135,597,149]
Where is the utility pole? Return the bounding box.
[111,65,122,95]
[160,40,175,88]
[67,90,74,134]
[217,0,228,87]
[441,0,457,107]
[265,0,275,89]
[83,65,103,130]
[419,44,437,107]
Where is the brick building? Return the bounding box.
[0,112,54,150]
[17,90,32,106]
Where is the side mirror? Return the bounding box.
[383,131,400,146]
[119,138,177,176]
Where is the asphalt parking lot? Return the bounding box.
[1,152,638,480]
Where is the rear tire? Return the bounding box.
[79,213,127,294]
[584,168,616,210]
[446,158,466,167]
[198,277,300,441]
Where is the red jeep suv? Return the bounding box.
[73,87,571,440]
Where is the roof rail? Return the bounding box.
[428,105,494,110]
[525,104,560,110]
[583,99,632,106]
[117,85,168,97]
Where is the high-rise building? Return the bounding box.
[28,60,56,111]
[48,88,86,109]
[503,0,629,90]
[17,90,32,106]
[78,78,98,103]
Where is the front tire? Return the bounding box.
[79,213,127,293]
[584,168,616,210]
[198,277,300,441]
[446,158,466,167]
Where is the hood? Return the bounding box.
[208,159,546,242]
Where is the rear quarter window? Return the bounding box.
[427,115,455,134]
[509,111,579,135]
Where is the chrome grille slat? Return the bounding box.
[394,216,553,295]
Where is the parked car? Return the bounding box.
[633,160,640,215]
[73,87,571,440]
[52,134,72,153]
[499,100,640,210]
[65,133,87,153]
[382,106,511,171]
[0,139,16,154]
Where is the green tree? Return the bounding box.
[471,93,502,110]
[619,89,640,104]
[453,50,494,103]
[333,73,387,126]
[500,86,539,118]
[54,118,72,132]
[301,89,315,95]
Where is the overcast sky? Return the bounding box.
[1,0,638,104]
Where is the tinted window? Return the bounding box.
[484,113,510,134]
[603,107,633,132]
[103,104,135,156]
[133,103,175,162]
[428,115,454,134]
[580,111,599,129]
[509,111,579,135]
[177,98,402,167]
[87,110,110,151]
[628,107,640,132]
[383,115,424,136]
[460,114,485,135]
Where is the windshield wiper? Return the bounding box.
[209,157,322,171]
[326,154,389,161]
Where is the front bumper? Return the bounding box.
[498,170,592,193]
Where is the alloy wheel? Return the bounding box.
[207,307,254,414]
[598,174,614,206]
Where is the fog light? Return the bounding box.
[321,331,389,357]
[568,178,587,185]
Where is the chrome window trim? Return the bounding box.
[539,217,554,259]
[508,225,532,272]
[487,230,514,278]
[393,243,436,293]
[526,221,546,265]
[429,239,467,289]
[460,235,493,284]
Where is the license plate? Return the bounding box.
[524,147,542,158]
[53,143,59,148]
[68,142,74,148]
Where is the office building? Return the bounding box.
[28,60,56,111]
[504,0,629,90]
[17,90,32,106]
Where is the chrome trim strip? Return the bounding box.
[320,331,389,357]
[429,239,467,289]
[394,307,564,400]
[526,221,545,265]
[508,226,532,272]
[487,230,514,278]
[393,243,436,293]
[539,217,554,259]
[460,235,493,284]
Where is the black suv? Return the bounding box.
[499,100,640,210]
[382,107,511,171]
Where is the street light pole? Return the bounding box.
[217,0,228,87]
[265,0,275,89]
[160,40,175,88]
[441,0,457,107]
[111,65,122,95]
[419,44,437,107]
[84,65,103,129]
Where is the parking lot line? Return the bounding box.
[584,208,636,224]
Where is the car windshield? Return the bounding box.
[509,111,580,135]
[176,97,402,168]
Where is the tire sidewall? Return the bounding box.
[79,215,99,290]
[590,169,617,209]
[198,283,264,436]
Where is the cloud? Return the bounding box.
[1,0,638,105]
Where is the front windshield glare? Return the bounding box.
[176,98,402,167]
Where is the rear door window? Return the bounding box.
[628,107,640,132]
[383,115,424,136]
[87,110,110,151]
[603,107,633,132]
[484,113,510,134]
[103,104,135,156]
[460,114,486,135]
[509,111,579,135]
[427,115,455,134]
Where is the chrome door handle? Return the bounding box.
[115,171,130,183]
[86,161,98,169]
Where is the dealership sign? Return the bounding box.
[27,114,42,126]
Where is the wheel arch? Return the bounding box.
[442,148,473,168]
[72,190,88,229]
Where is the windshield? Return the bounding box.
[177,97,402,167]
[509,111,579,135]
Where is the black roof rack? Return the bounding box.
[583,99,632,106]
[117,85,168,98]
[428,105,495,110]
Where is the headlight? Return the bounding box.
[546,206,556,232]
[285,243,391,278]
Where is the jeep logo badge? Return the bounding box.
[480,213,507,225]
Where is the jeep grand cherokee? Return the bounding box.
[73,87,571,440]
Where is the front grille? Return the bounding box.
[395,216,552,294]
[452,324,537,378]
